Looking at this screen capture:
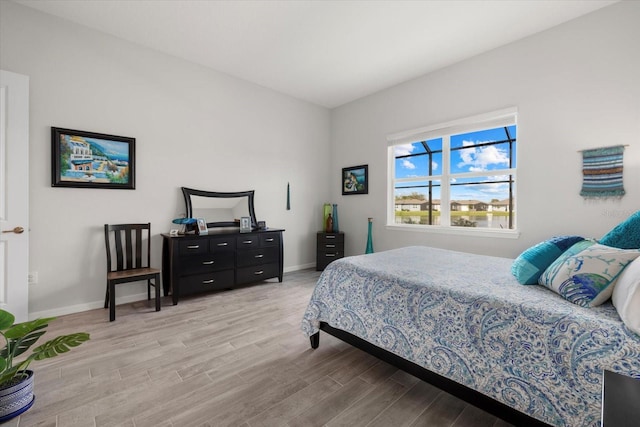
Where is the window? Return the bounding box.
[387,108,517,233]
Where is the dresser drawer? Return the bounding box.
[209,237,236,251]
[178,252,234,274]
[179,270,234,295]
[178,239,208,255]
[236,235,260,249]
[237,247,278,267]
[260,233,281,247]
[236,263,279,284]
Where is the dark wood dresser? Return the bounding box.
[316,231,344,271]
[162,228,284,304]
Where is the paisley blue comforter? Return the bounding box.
[301,246,640,427]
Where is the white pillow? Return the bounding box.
[612,256,640,335]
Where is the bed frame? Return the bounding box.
[310,321,552,427]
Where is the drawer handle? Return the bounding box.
[326,244,335,248]
[202,261,214,265]
[202,279,215,284]
[242,240,253,244]
[326,235,336,239]
[254,270,264,275]
[187,245,200,249]
[254,254,264,258]
[325,254,336,257]
[217,242,228,247]
[265,238,274,242]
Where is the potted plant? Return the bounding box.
[0,309,89,421]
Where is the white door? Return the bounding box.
[0,70,29,322]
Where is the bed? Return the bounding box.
[301,246,640,427]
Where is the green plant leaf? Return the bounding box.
[0,310,15,331]
[4,318,54,339]
[8,330,47,359]
[0,367,20,385]
[32,333,90,361]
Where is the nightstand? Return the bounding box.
[601,370,640,427]
[316,232,344,271]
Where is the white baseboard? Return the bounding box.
[284,262,315,272]
[29,292,149,320]
[29,264,316,320]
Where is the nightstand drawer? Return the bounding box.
[318,232,344,245]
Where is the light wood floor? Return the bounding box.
[8,269,514,427]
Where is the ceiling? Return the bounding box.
[15,0,617,108]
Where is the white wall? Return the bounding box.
[331,1,640,259]
[0,1,331,317]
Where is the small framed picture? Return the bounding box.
[196,218,208,235]
[240,216,251,233]
[342,164,368,195]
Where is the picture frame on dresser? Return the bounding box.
[240,217,251,233]
[195,218,208,235]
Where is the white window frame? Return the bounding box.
[386,107,519,238]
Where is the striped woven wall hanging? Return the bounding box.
[580,145,625,198]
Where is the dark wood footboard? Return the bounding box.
[313,322,552,427]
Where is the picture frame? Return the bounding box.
[342,164,368,195]
[51,127,135,189]
[195,218,208,235]
[240,216,252,233]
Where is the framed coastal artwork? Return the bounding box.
[51,127,135,189]
[342,164,368,195]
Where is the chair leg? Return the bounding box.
[155,274,161,312]
[109,281,116,321]
[104,281,110,309]
[147,279,151,301]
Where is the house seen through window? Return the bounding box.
[388,109,517,231]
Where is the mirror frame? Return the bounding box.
[182,187,257,229]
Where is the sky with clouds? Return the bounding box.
[394,125,516,202]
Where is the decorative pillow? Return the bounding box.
[511,236,585,285]
[611,257,640,335]
[599,210,640,249]
[538,241,640,307]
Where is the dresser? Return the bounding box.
[162,229,284,304]
[316,232,344,271]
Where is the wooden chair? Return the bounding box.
[104,223,161,321]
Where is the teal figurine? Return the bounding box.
[365,217,374,254]
[332,204,339,232]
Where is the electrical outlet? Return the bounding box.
[28,272,38,285]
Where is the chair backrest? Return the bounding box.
[104,223,152,273]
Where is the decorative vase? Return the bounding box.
[0,370,35,422]
[332,204,339,232]
[326,213,333,233]
[365,217,374,254]
[323,203,332,230]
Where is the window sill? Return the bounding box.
[386,224,520,239]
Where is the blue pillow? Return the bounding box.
[511,236,585,285]
[599,211,640,249]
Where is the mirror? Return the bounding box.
[182,187,257,229]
